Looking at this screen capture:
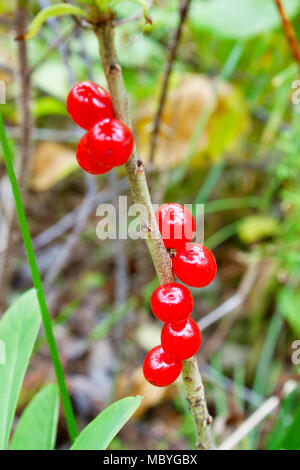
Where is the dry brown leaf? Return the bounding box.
[134,73,249,168]
[31,141,77,191]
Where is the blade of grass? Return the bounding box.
[211,353,228,418]
[194,162,225,204]
[0,110,78,443]
[87,297,137,341]
[249,308,283,448]
[204,196,262,214]
[252,309,283,399]
[205,221,239,250]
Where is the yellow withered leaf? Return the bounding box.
[31,142,77,191]
[134,73,249,168]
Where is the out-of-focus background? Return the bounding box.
[1,0,300,450]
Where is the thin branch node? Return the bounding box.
[109,63,121,75]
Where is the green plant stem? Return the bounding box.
[0,110,78,443]
[95,19,213,449]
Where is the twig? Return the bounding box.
[95,17,213,450]
[218,380,297,450]
[32,179,129,250]
[149,0,191,162]
[96,21,174,285]
[38,0,76,86]
[43,173,97,289]
[28,23,78,77]
[201,364,263,408]
[109,172,129,308]
[4,125,84,142]
[75,29,96,82]
[274,0,300,69]
[182,357,214,449]
[198,263,259,331]
[0,0,32,311]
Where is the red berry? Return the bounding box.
[86,118,134,167]
[161,318,202,361]
[151,282,193,323]
[173,243,217,288]
[76,134,112,175]
[143,345,182,387]
[66,81,114,130]
[155,203,195,249]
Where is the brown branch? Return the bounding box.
[149,0,191,162]
[94,18,213,450]
[0,0,32,312]
[182,357,214,449]
[95,20,174,285]
[43,175,97,290]
[275,0,300,69]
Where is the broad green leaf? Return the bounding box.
[25,4,87,40]
[0,289,41,449]
[71,396,143,450]
[10,384,59,450]
[191,0,300,39]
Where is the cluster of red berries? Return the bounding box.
[143,203,217,387]
[66,81,134,174]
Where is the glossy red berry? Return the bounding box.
[155,203,195,249]
[76,134,112,175]
[86,118,134,167]
[173,243,217,288]
[151,282,193,323]
[66,81,114,130]
[161,318,202,361]
[143,345,182,387]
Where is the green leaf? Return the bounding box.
[237,215,280,245]
[279,287,300,335]
[0,289,41,449]
[0,0,16,14]
[76,0,93,4]
[266,388,300,450]
[71,396,143,450]
[33,97,68,118]
[110,0,151,22]
[32,59,70,100]
[25,4,87,40]
[191,0,300,39]
[10,384,59,450]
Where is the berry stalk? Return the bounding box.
[94,17,213,449]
